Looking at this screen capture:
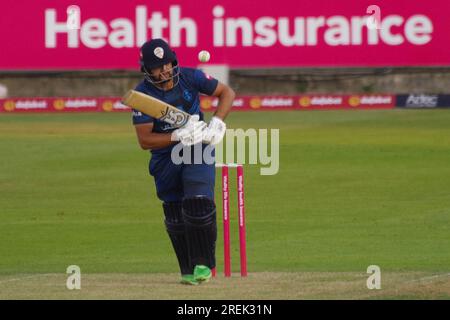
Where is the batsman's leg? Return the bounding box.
[163,202,193,278]
[151,154,198,284]
[182,196,217,282]
[181,144,217,282]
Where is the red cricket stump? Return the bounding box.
[222,165,231,277]
[237,165,248,277]
[215,163,248,278]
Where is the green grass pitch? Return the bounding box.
[0,110,449,298]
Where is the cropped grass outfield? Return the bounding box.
[0,110,449,299]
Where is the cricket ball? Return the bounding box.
[198,50,211,63]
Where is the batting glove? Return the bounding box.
[203,116,226,145]
[172,115,207,146]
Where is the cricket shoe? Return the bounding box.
[193,265,212,283]
[180,274,199,286]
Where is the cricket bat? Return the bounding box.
[121,89,191,128]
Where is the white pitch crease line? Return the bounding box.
[0,274,53,284]
[407,273,450,283]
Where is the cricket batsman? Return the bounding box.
[132,39,235,285]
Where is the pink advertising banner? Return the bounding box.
[0,0,449,70]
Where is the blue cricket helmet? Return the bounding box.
[139,38,178,71]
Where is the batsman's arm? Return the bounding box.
[211,82,235,121]
[134,123,175,150]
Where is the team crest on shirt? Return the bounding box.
[183,90,193,102]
